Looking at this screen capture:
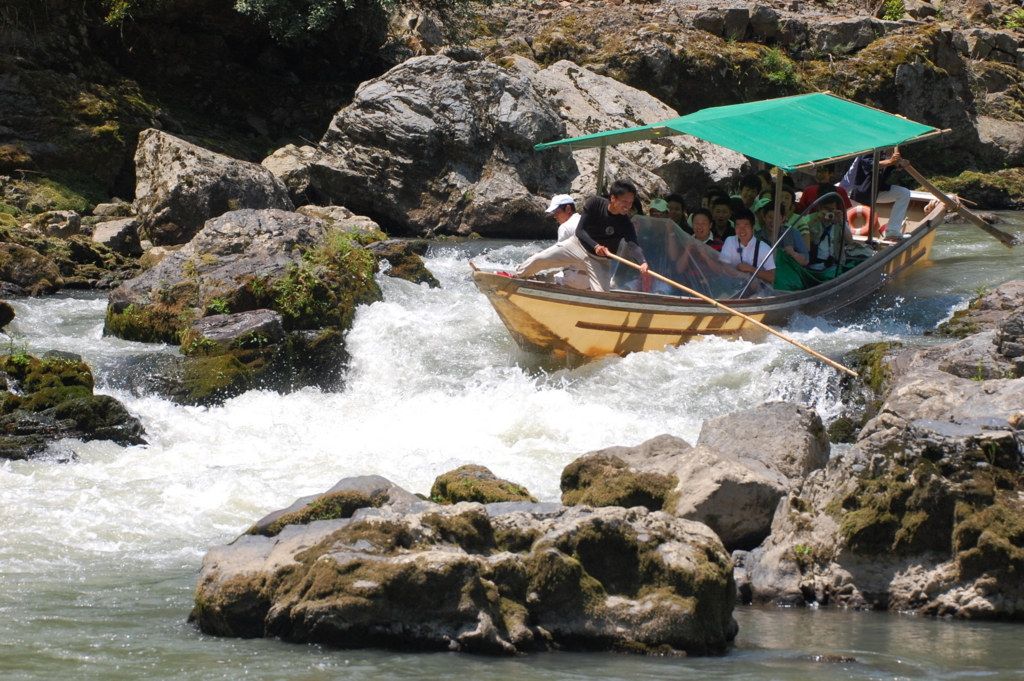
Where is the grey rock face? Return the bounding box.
[188,310,286,350]
[33,210,81,239]
[697,401,831,484]
[133,130,294,246]
[192,478,737,655]
[287,55,570,238]
[560,404,828,552]
[92,217,143,257]
[743,363,1024,619]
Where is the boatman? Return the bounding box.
[515,179,650,292]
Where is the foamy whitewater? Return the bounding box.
[2,222,1023,680]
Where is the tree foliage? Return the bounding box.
[102,0,397,44]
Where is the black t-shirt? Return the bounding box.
[575,196,639,255]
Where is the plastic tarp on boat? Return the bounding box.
[534,93,941,171]
[609,216,774,299]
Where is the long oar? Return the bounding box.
[604,252,859,377]
[903,163,1018,248]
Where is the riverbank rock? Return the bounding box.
[430,465,537,504]
[742,364,1024,619]
[0,352,146,460]
[104,209,381,404]
[191,476,737,655]
[92,218,143,257]
[560,410,830,552]
[133,130,294,246]
[365,240,440,287]
[264,54,573,238]
[0,301,13,329]
[0,243,63,295]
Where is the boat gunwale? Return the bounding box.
[474,204,944,317]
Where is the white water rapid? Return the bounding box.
[2,221,1023,680]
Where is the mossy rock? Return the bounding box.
[560,454,677,511]
[846,341,904,396]
[260,490,382,536]
[931,169,1024,210]
[430,465,537,504]
[0,354,94,396]
[178,354,253,406]
[954,493,1024,579]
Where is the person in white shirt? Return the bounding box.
[542,194,587,289]
[719,209,775,285]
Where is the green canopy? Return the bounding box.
[533,93,943,171]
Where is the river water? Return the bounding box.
[2,218,1023,680]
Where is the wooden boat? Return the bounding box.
[472,93,991,360]
[472,202,945,359]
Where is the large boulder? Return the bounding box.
[104,209,382,404]
[133,130,294,246]
[191,477,737,655]
[92,217,143,257]
[265,55,571,239]
[696,402,830,484]
[743,364,1024,619]
[560,412,829,552]
[0,352,146,460]
[515,59,748,205]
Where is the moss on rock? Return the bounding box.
[847,341,905,396]
[561,454,677,511]
[430,465,537,504]
[932,169,1024,210]
[263,490,381,536]
[179,354,253,406]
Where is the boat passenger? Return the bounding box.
[690,208,723,251]
[735,175,761,208]
[710,196,736,241]
[665,193,689,234]
[702,186,729,210]
[846,149,911,240]
[649,198,670,218]
[803,195,853,276]
[796,165,852,213]
[760,200,809,266]
[514,179,650,292]
[719,209,775,285]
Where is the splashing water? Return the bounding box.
[1,219,1023,680]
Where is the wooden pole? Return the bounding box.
[869,149,880,243]
[903,163,1018,248]
[603,252,859,377]
[597,146,607,196]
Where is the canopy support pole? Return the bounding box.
[597,146,607,196]
[869,149,880,244]
[772,167,784,245]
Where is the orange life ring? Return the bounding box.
[847,205,879,236]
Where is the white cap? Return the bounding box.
[544,194,575,213]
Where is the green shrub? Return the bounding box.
[761,48,798,88]
[882,0,905,21]
[1004,8,1024,29]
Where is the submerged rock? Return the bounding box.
[191,476,737,655]
[0,353,146,460]
[366,240,440,288]
[133,130,294,246]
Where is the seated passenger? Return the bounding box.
[795,165,852,213]
[755,169,773,191]
[759,200,809,266]
[544,194,589,289]
[803,195,853,277]
[665,193,690,234]
[710,196,736,241]
[719,210,775,285]
[648,198,669,218]
[690,208,723,251]
[734,174,761,209]
[702,186,729,210]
